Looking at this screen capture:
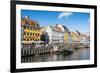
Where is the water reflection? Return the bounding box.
[21,48,90,63]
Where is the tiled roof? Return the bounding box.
[55,26,63,32]
[21,18,39,27]
[49,25,63,32]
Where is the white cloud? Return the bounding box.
[58,12,73,19]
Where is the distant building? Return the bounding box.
[80,32,90,44]
[85,32,90,42]
[21,16,41,43]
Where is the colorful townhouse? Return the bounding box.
[21,16,41,43]
[42,24,64,45]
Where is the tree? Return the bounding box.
[40,32,49,44]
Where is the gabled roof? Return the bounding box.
[21,17,40,27]
[62,25,69,32]
[55,26,63,32]
[48,25,63,32]
[49,26,55,31]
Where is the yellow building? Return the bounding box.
[70,31,81,43]
[21,16,41,42]
[64,32,69,43]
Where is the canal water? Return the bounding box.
[21,48,90,63]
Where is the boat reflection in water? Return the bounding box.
[21,48,90,63]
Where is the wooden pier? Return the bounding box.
[21,46,54,57]
[21,43,89,57]
[21,44,71,57]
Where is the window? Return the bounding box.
[30,33,32,36]
[37,33,39,36]
[24,26,26,29]
[27,39,29,41]
[33,33,34,36]
[35,33,37,36]
[33,28,34,30]
[30,27,32,30]
[24,32,26,35]
[27,27,29,30]
[23,38,25,41]
[27,32,29,35]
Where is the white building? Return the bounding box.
[79,32,90,44]
[43,25,64,44]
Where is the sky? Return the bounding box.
[21,9,90,33]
